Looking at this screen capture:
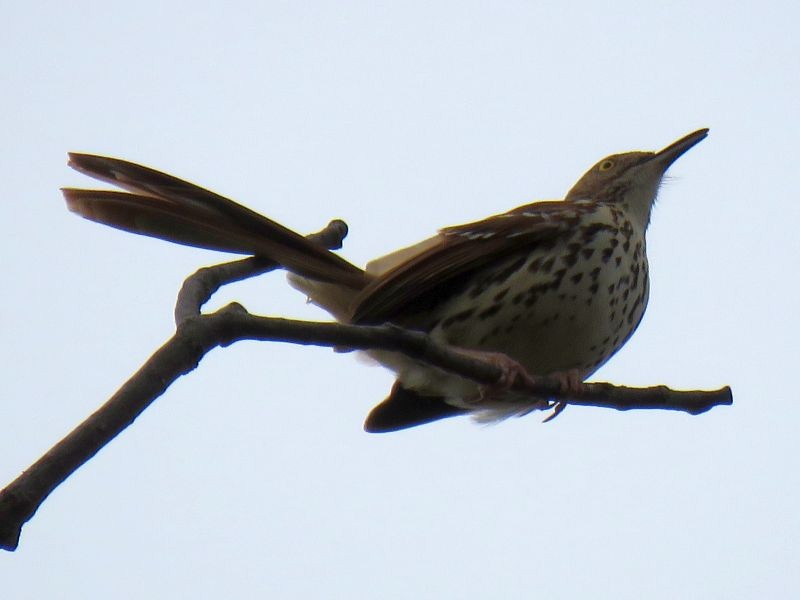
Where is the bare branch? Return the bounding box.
[0,217,732,550]
[201,306,732,415]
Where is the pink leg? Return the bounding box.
[542,368,586,422]
[452,348,541,394]
[452,347,586,421]
[548,368,586,394]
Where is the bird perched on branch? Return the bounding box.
[63,128,708,432]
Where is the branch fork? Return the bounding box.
[0,220,732,551]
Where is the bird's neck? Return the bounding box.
[619,179,661,231]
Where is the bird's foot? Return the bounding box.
[453,348,549,409]
[542,368,586,423]
[549,368,586,394]
[452,349,585,420]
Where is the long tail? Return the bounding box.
[62,153,366,289]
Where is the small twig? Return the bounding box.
[174,219,349,323]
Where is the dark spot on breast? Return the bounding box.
[620,220,634,240]
[570,272,584,284]
[441,307,476,327]
[615,256,622,267]
[561,253,578,267]
[581,222,618,241]
[493,257,527,285]
[552,267,567,285]
[541,257,555,272]
[494,288,509,302]
[601,248,614,263]
[528,257,543,272]
[467,287,482,299]
[588,282,599,294]
[528,282,552,295]
[478,303,502,319]
[627,297,643,324]
[581,248,595,259]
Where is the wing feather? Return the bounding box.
[351,201,581,324]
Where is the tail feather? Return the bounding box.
[364,382,468,433]
[63,189,281,256]
[64,153,366,289]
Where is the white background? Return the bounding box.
[2,2,798,598]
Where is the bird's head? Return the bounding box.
[566,128,708,228]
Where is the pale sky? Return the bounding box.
[2,2,798,598]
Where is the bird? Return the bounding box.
[62,128,708,432]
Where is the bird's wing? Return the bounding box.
[63,153,365,288]
[351,201,583,324]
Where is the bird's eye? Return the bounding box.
[599,160,615,172]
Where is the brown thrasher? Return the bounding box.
[62,128,707,432]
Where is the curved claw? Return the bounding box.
[542,401,567,423]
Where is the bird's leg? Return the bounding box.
[451,348,587,418]
[451,348,550,411]
[549,368,586,394]
[452,348,539,391]
[542,368,586,422]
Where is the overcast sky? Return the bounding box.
[2,2,798,598]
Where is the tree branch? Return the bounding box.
[174,219,349,322]
[0,219,732,551]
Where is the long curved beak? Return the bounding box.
[653,128,709,169]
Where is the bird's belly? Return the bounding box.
[429,238,650,380]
